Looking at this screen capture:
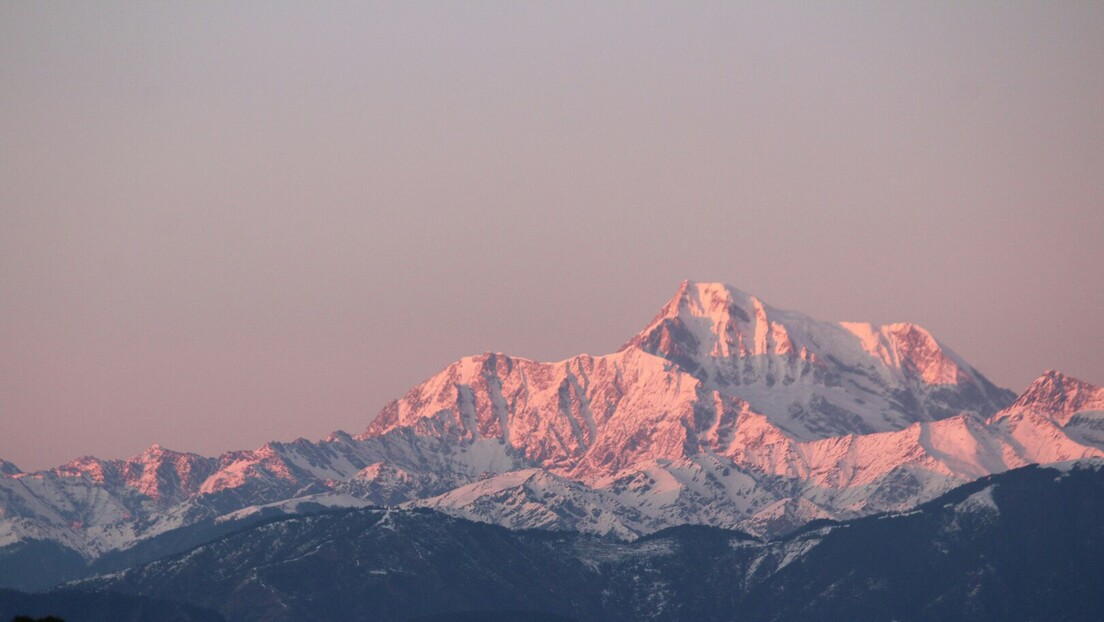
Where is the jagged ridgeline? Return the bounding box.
[58,464,1104,622]
[2,282,1102,596]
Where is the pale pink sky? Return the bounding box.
[2,3,1102,471]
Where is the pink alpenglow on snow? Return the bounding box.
[0,282,1100,558]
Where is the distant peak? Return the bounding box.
[1039,369,1074,383]
[0,459,21,475]
[1018,370,1100,402]
[1010,370,1104,423]
[621,280,792,368]
[652,280,763,326]
[134,443,183,461]
[675,279,756,302]
[1032,369,1093,389]
[327,430,355,443]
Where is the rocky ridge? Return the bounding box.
[1,282,1100,579]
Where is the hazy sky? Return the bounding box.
[2,2,1102,471]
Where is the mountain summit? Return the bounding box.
[1006,370,1104,424]
[621,280,1014,438]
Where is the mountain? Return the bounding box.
[1005,369,1104,424]
[2,281,1100,589]
[622,281,1014,438]
[73,463,1104,622]
[996,370,1104,450]
[365,281,1016,477]
[408,375,1102,538]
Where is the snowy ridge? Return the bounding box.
[998,369,1104,425]
[621,281,1014,439]
[1,281,1100,562]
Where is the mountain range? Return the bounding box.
[13,462,1096,622]
[2,281,1101,596]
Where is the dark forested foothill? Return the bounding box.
[0,589,224,622]
[64,464,1103,622]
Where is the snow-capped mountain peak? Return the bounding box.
[627,281,979,386]
[621,281,1013,440]
[1004,370,1104,425]
[621,280,795,363]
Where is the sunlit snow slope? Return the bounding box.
[1,281,1099,570]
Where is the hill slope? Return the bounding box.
[78,463,1104,622]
